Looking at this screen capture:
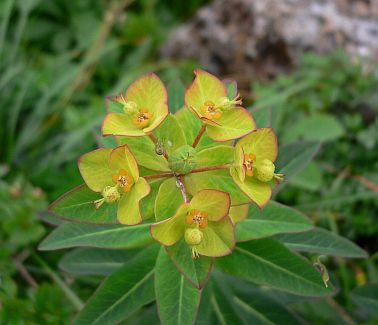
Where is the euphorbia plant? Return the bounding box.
[40,70,367,325]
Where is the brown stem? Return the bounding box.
[148,133,158,144]
[144,172,175,180]
[190,164,231,174]
[14,250,39,289]
[176,175,189,203]
[192,125,206,148]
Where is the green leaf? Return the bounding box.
[212,273,303,325]
[153,114,186,156]
[350,284,378,316]
[185,169,250,205]
[223,79,238,99]
[155,248,202,325]
[59,248,137,275]
[117,135,170,172]
[275,227,367,258]
[289,162,323,191]
[283,113,344,143]
[251,107,272,128]
[142,178,165,219]
[74,245,159,325]
[39,223,154,250]
[195,145,234,167]
[236,202,313,241]
[216,239,333,296]
[166,239,213,289]
[168,79,185,114]
[49,185,118,224]
[155,178,183,221]
[275,141,320,188]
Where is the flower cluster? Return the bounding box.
[56,69,284,259]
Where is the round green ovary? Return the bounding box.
[254,159,275,182]
[184,228,203,246]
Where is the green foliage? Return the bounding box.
[0,0,376,321]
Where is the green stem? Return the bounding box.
[31,253,84,312]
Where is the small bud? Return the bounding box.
[101,186,120,203]
[123,101,138,114]
[185,228,203,246]
[254,159,275,182]
[168,145,197,174]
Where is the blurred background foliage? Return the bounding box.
[0,0,377,323]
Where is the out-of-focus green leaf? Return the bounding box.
[59,248,138,275]
[168,79,185,114]
[283,114,344,143]
[350,283,378,316]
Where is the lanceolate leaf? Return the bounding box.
[39,223,154,251]
[59,248,137,275]
[74,245,159,325]
[155,248,202,325]
[236,201,313,242]
[350,284,378,316]
[49,184,118,224]
[216,239,333,297]
[212,273,303,325]
[275,227,367,258]
[166,239,213,289]
[168,79,185,114]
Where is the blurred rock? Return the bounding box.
[161,0,378,86]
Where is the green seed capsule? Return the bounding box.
[254,159,275,182]
[101,186,120,203]
[168,145,197,174]
[185,228,203,246]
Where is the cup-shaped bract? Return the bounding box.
[102,73,169,137]
[78,145,150,225]
[230,128,278,208]
[150,189,235,258]
[185,69,256,141]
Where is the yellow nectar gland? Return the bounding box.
[186,209,208,228]
[200,100,222,120]
[112,169,134,192]
[243,153,256,177]
[132,107,153,127]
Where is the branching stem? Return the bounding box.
[192,124,206,148]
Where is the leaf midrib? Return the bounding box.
[42,224,150,248]
[92,269,154,325]
[235,246,325,292]
[233,297,275,325]
[283,242,365,257]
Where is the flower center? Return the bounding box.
[112,169,134,192]
[132,108,153,127]
[200,100,222,120]
[186,209,208,228]
[243,153,256,176]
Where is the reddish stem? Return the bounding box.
[148,133,158,144]
[144,172,175,180]
[190,164,231,174]
[176,175,189,203]
[192,125,206,148]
